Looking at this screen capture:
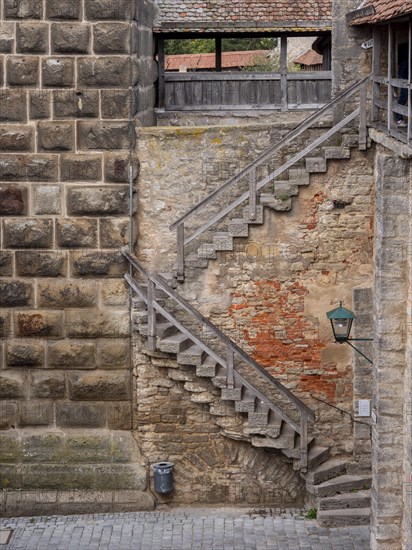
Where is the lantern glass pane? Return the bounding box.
[332,318,352,340]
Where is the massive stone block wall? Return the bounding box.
[0,0,156,514]
[137,122,374,456]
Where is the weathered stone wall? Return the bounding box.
[370,134,412,549]
[136,122,374,455]
[136,0,157,126]
[0,0,154,513]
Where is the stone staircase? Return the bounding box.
[125,275,371,527]
[185,144,353,271]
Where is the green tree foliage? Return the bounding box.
[165,37,277,55]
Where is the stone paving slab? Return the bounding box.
[0,508,370,550]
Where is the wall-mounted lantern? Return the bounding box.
[326,302,373,364]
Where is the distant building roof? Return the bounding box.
[165,51,270,71]
[155,0,332,33]
[349,0,412,25]
[293,49,323,67]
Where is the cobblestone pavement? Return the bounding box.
[0,508,370,550]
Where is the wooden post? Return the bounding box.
[300,414,308,472]
[280,36,288,111]
[226,347,234,389]
[372,26,381,123]
[215,37,222,72]
[249,167,256,220]
[359,82,367,150]
[387,24,392,132]
[176,223,185,282]
[158,37,165,109]
[147,280,156,352]
[408,18,411,144]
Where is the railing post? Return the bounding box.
[176,223,185,283]
[359,82,368,151]
[157,37,165,110]
[249,167,257,220]
[280,35,288,111]
[226,347,234,389]
[300,414,308,472]
[147,279,156,352]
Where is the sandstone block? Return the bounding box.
[104,152,139,183]
[63,433,113,463]
[46,0,81,20]
[70,250,127,277]
[15,251,66,277]
[65,309,129,338]
[37,280,98,308]
[67,186,129,215]
[0,432,21,463]
[54,90,99,119]
[4,0,42,19]
[20,463,96,489]
[0,311,12,338]
[51,23,89,54]
[56,402,106,427]
[69,371,130,400]
[101,90,133,119]
[56,218,98,248]
[0,154,58,182]
[14,310,63,338]
[48,341,96,368]
[19,401,53,426]
[60,153,102,181]
[0,23,15,53]
[100,218,130,248]
[33,185,62,215]
[78,122,134,150]
[42,58,74,87]
[21,433,64,462]
[16,23,48,54]
[0,252,13,276]
[7,56,38,86]
[77,57,131,88]
[85,0,134,20]
[3,218,53,248]
[0,373,25,398]
[0,90,27,122]
[93,23,130,54]
[0,280,33,307]
[0,402,18,430]
[38,121,74,151]
[6,341,44,367]
[94,464,147,491]
[29,90,51,119]
[0,125,34,152]
[0,185,27,215]
[97,340,130,368]
[107,403,132,430]
[101,279,129,307]
[31,372,66,399]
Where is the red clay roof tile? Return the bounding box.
[351,0,412,25]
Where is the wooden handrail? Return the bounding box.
[122,248,315,423]
[170,75,370,232]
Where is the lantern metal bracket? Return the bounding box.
[345,340,373,364]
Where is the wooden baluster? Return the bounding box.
[177,223,185,282]
[300,414,308,472]
[280,36,288,112]
[147,280,156,352]
[227,347,234,389]
[158,37,165,110]
[359,82,367,151]
[249,167,256,220]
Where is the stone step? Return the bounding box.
[197,243,217,260]
[273,182,299,197]
[288,168,310,185]
[323,146,351,160]
[264,410,283,438]
[185,254,209,269]
[211,365,229,389]
[282,435,315,459]
[319,489,371,511]
[243,205,264,224]
[317,507,371,528]
[227,219,249,238]
[177,344,207,366]
[158,272,179,289]
[260,194,292,211]
[251,423,296,450]
[139,322,177,339]
[196,356,217,377]
[305,156,327,173]
[342,133,359,148]
[158,332,192,354]
[234,388,256,414]
[247,402,269,428]
[304,445,330,470]
[132,310,166,326]
[213,232,234,251]
[309,475,372,498]
[305,458,348,485]
[221,385,243,401]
